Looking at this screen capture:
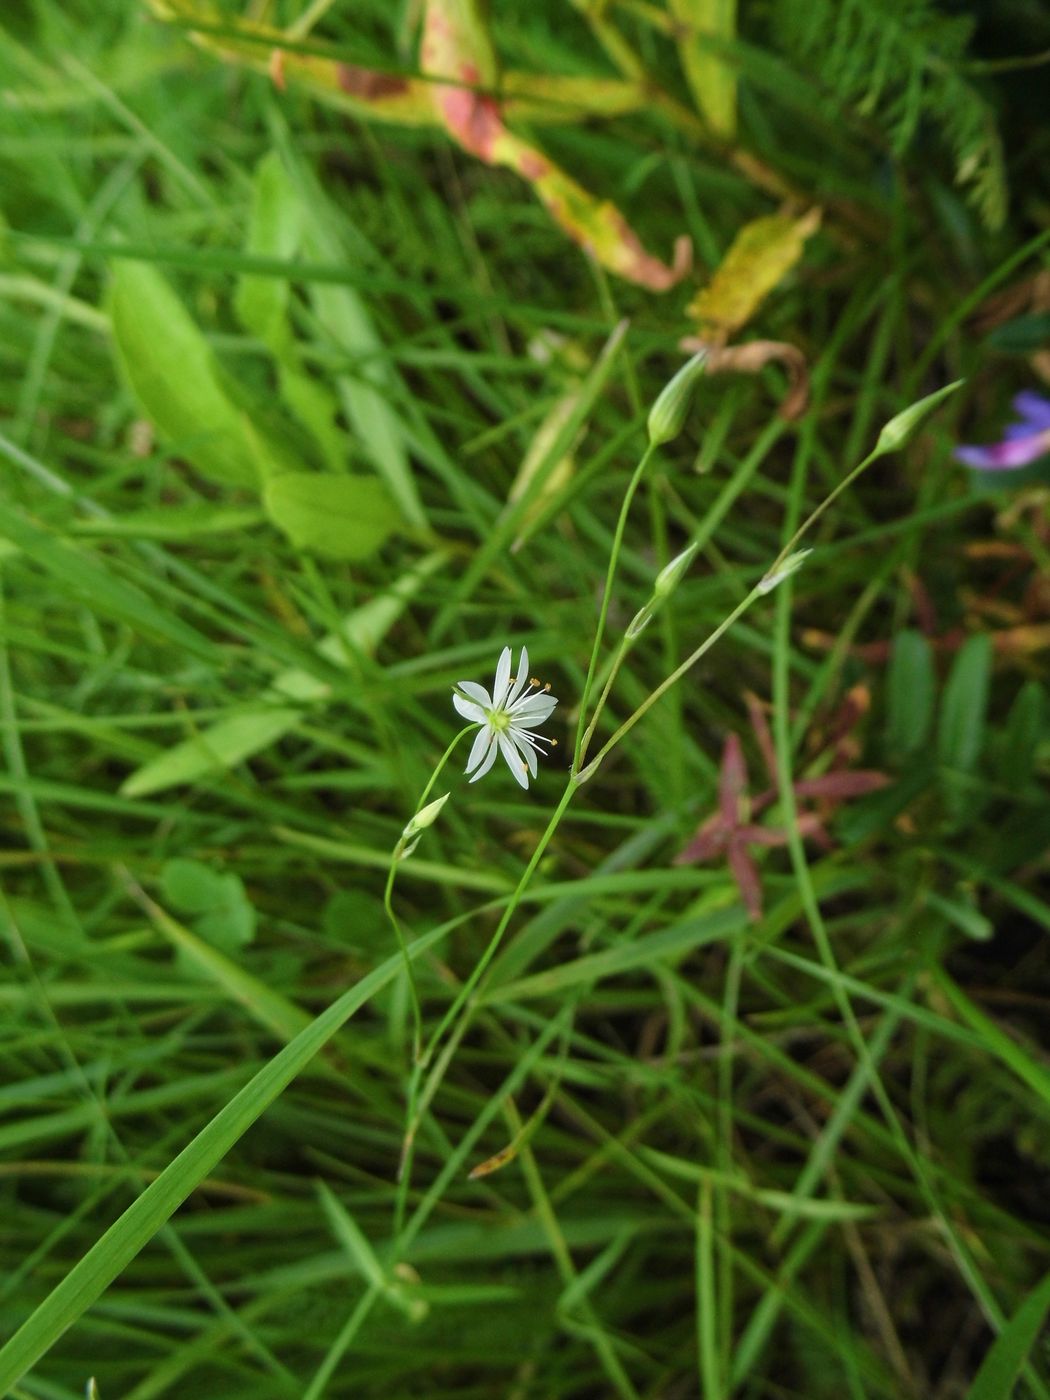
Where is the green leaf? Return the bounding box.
[161,859,256,953]
[938,633,992,774]
[161,858,228,915]
[109,260,264,489]
[886,629,935,756]
[669,0,737,138]
[966,1272,1050,1400]
[235,151,303,349]
[236,153,344,471]
[263,472,401,560]
[120,708,300,799]
[271,136,427,527]
[0,922,449,1395]
[72,505,266,540]
[985,313,1050,354]
[1000,681,1046,790]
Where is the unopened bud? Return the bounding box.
[647,350,709,447]
[758,549,811,595]
[873,380,962,458]
[654,541,699,597]
[626,541,699,637]
[401,792,449,843]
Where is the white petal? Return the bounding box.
[453,693,487,724]
[510,713,554,731]
[455,680,492,708]
[511,729,538,778]
[506,647,529,706]
[510,688,557,713]
[492,647,512,707]
[468,731,500,782]
[465,723,495,773]
[510,694,558,723]
[498,732,530,789]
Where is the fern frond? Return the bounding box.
[772,0,1007,228]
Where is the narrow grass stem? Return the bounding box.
[575,586,764,784]
[576,633,634,769]
[572,443,658,769]
[766,448,878,580]
[418,777,578,1073]
[384,727,473,1062]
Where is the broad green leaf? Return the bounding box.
[938,633,992,774]
[886,629,935,756]
[236,153,343,471]
[669,0,737,138]
[1000,681,1046,790]
[120,708,300,799]
[235,151,303,349]
[279,146,428,528]
[161,858,229,915]
[966,1270,1050,1400]
[263,472,400,560]
[0,923,449,1395]
[161,859,256,953]
[687,210,821,339]
[109,260,263,489]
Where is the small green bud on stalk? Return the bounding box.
[758,548,812,595]
[873,380,963,458]
[626,540,699,637]
[398,792,450,859]
[647,350,709,447]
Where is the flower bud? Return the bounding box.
[401,792,449,842]
[758,548,811,595]
[647,350,709,447]
[626,541,699,638]
[654,540,700,597]
[873,380,962,457]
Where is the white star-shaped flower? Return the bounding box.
[452,646,558,790]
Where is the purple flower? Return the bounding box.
[955,392,1050,470]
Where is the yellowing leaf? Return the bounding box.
[687,209,821,340]
[670,0,738,139]
[421,0,690,291]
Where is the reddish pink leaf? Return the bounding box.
[791,771,890,801]
[674,817,727,865]
[727,837,764,921]
[719,732,750,828]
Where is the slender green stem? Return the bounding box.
[576,633,634,769]
[418,777,578,1071]
[766,448,877,580]
[574,585,764,784]
[384,726,473,1062]
[396,778,579,1225]
[572,442,657,769]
